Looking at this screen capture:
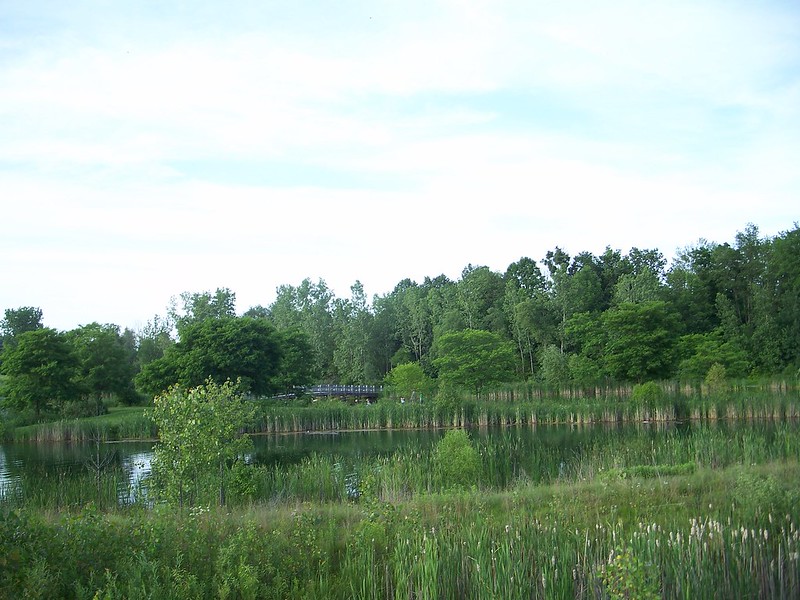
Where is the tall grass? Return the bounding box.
[10,407,157,442]
[253,386,799,433]
[246,423,800,505]
[2,466,798,599]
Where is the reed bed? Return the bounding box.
[253,387,799,434]
[10,408,156,442]
[2,472,798,599]
[246,423,800,505]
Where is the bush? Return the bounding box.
[433,383,463,413]
[705,363,728,391]
[631,381,663,408]
[60,397,108,419]
[433,429,480,489]
[602,546,660,600]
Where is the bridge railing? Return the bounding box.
[306,384,383,397]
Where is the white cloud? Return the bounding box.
[0,0,798,330]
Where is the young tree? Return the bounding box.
[384,361,434,401]
[148,379,255,507]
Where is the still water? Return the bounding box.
[0,420,793,504]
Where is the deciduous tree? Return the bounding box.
[0,328,81,418]
[148,379,255,507]
[433,329,516,396]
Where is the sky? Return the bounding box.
[1,0,798,332]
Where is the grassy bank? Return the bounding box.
[9,406,156,442]
[2,461,798,599]
[253,387,800,433]
[5,385,799,442]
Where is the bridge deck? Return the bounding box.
[307,384,383,398]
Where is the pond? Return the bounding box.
[1,419,796,505]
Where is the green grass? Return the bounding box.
[10,406,156,442]
[2,462,798,598]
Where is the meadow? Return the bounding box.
[2,408,800,598]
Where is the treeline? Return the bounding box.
[1,223,799,420]
[247,222,800,387]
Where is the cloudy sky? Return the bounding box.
[1,0,798,332]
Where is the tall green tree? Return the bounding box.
[0,306,43,352]
[0,328,81,418]
[136,317,283,397]
[273,328,317,394]
[171,287,237,332]
[67,323,139,404]
[433,329,516,396]
[767,224,800,370]
[268,279,336,381]
[136,314,175,369]
[457,265,506,333]
[333,281,375,383]
[504,258,549,377]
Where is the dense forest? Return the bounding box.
[1,223,799,419]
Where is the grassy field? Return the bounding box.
[2,460,798,598]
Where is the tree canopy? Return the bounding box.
[0,328,81,418]
[136,317,285,397]
[3,222,799,410]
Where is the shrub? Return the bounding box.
[602,546,660,600]
[433,429,480,489]
[705,363,728,391]
[631,381,663,408]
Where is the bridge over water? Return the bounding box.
[306,384,383,399]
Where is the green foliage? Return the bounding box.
[599,462,697,482]
[433,329,516,395]
[602,546,660,600]
[433,429,480,489]
[385,361,434,401]
[67,322,140,405]
[677,330,748,380]
[0,306,43,348]
[705,362,728,391]
[148,379,256,507]
[172,287,237,332]
[603,301,679,381]
[274,327,318,394]
[538,344,569,387]
[0,328,81,418]
[137,317,283,397]
[631,381,663,408]
[433,382,463,414]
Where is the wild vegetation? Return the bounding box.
[2,418,799,598]
[1,223,799,431]
[2,222,800,597]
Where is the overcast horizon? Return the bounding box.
[2,1,798,332]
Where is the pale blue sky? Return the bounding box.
[1,1,798,331]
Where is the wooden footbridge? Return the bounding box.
[306,384,383,399]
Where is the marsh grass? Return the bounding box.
[2,462,798,599]
[3,412,800,598]
[252,384,799,434]
[10,407,156,442]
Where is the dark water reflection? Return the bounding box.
[1,419,794,503]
